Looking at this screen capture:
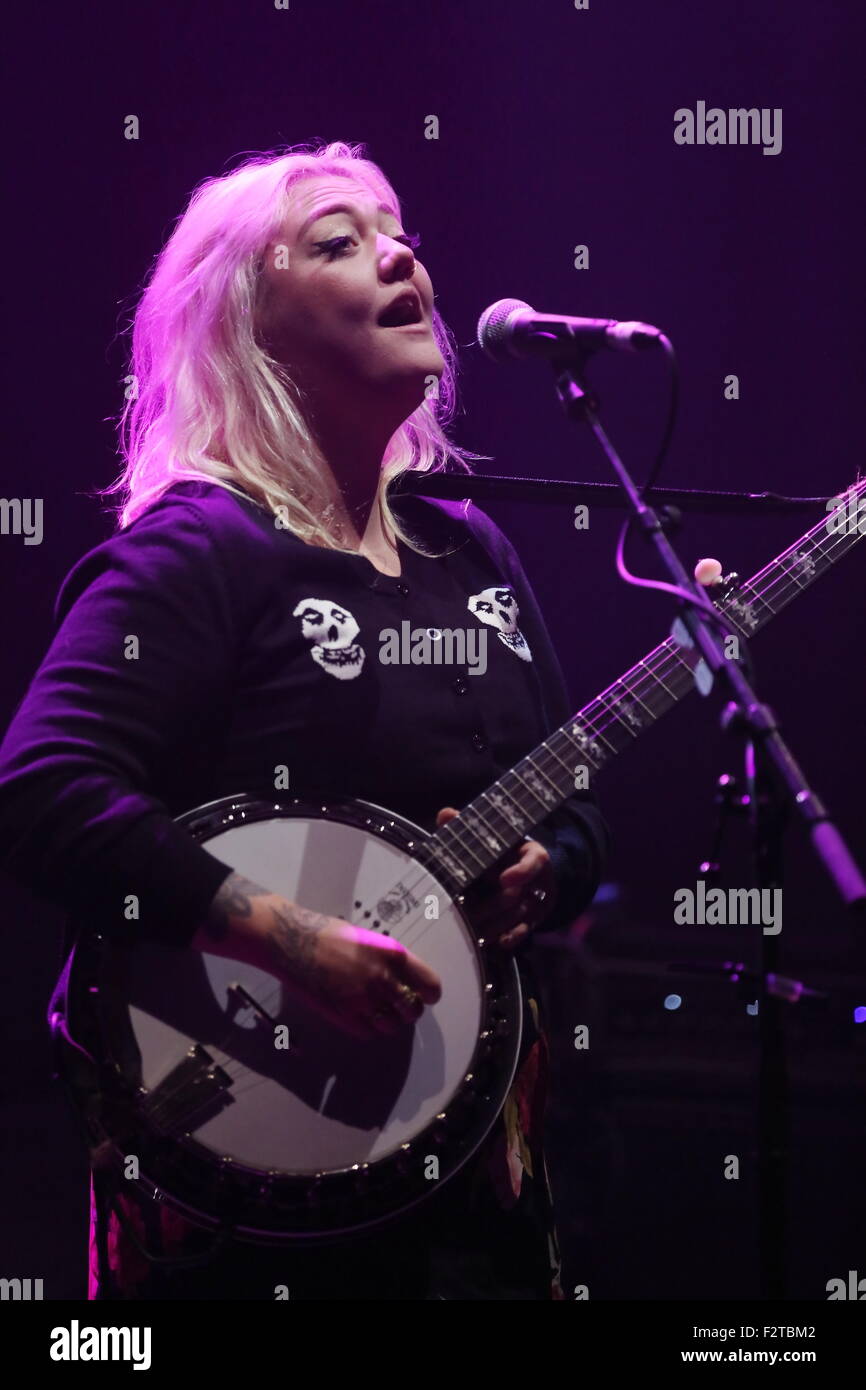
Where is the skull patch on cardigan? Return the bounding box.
[292,599,366,680]
[467,586,532,662]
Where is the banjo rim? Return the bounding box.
[58,790,525,1242]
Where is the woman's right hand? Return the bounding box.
[269,915,442,1041]
[191,871,442,1040]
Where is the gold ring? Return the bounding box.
[397,983,421,1007]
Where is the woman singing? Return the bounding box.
[0,140,608,1300]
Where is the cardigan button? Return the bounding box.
[395,581,410,596]
[470,732,487,751]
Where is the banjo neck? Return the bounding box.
[426,479,866,892]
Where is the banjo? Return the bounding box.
[52,481,865,1243]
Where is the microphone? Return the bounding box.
[477,298,664,364]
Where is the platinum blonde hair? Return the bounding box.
[96,140,488,551]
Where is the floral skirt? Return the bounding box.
[88,962,563,1301]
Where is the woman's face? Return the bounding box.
[257,174,445,423]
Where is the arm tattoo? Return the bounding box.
[268,901,330,993]
[204,871,330,992]
[204,870,274,940]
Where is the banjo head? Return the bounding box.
[69,794,522,1241]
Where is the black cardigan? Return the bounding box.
[0,479,609,948]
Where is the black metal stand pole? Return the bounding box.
[550,350,866,1302]
[746,738,790,1300]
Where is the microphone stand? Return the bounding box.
[549,351,865,1300]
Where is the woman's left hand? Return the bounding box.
[435,806,558,951]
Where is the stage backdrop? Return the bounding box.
[1,0,863,1300]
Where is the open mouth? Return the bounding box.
[377,290,424,328]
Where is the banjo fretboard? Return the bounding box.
[427,480,865,890]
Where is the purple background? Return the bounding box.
[2,0,864,1300]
